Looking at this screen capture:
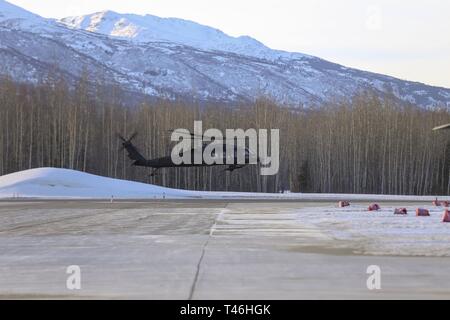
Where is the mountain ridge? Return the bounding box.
[0,0,449,108]
[59,9,310,62]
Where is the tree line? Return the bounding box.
[0,76,449,195]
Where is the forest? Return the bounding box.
[0,76,449,195]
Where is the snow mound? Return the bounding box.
[0,167,195,199]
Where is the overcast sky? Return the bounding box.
[7,0,450,88]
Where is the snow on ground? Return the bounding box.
[0,168,196,199]
[0,167,449,201]
[204,202,450,257]
[295,204,450,257]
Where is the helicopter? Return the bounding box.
[118,130,260,177]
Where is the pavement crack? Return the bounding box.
[188,205,228,300]
[188,235,210,300]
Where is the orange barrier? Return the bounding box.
[443,209,450,223]
[338,201,350,208]
[394,208,407,215]
[432,199,442,206]
[416,208,430,216]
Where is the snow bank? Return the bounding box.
[0,168,195,199]
[0,168,447,200]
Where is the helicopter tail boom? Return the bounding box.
[118,133,147,166]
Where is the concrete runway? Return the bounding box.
[0,200,450,299]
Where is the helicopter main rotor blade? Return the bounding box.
[168,129,248,141]
[117,132,138,151]
[116,133,126,142]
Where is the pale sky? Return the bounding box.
[7,0,450,88]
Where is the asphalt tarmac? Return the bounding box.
[0,200,449,299]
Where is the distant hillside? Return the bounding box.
[0,0,449,107]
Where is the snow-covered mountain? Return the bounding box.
[0,0,449,107]
[60,10,309,62]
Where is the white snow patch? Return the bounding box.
[0,167,448,201]
[0,168,193,199]
[297,205,450,256]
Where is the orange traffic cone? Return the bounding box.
[394,208,407,215]
[368,204,380,211]
[416,208,430,217]
[443,209,450,223]
[338,201,350,208]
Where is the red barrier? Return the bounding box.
[394,208,407,215]
[338,201,350,208]
[368,204,380,211]
[443,209,450,223]
[432,199,442,206]
[416,208,430,217]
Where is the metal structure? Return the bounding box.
[433,123,450,131]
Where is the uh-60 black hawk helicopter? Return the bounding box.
[118,130,261,177]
